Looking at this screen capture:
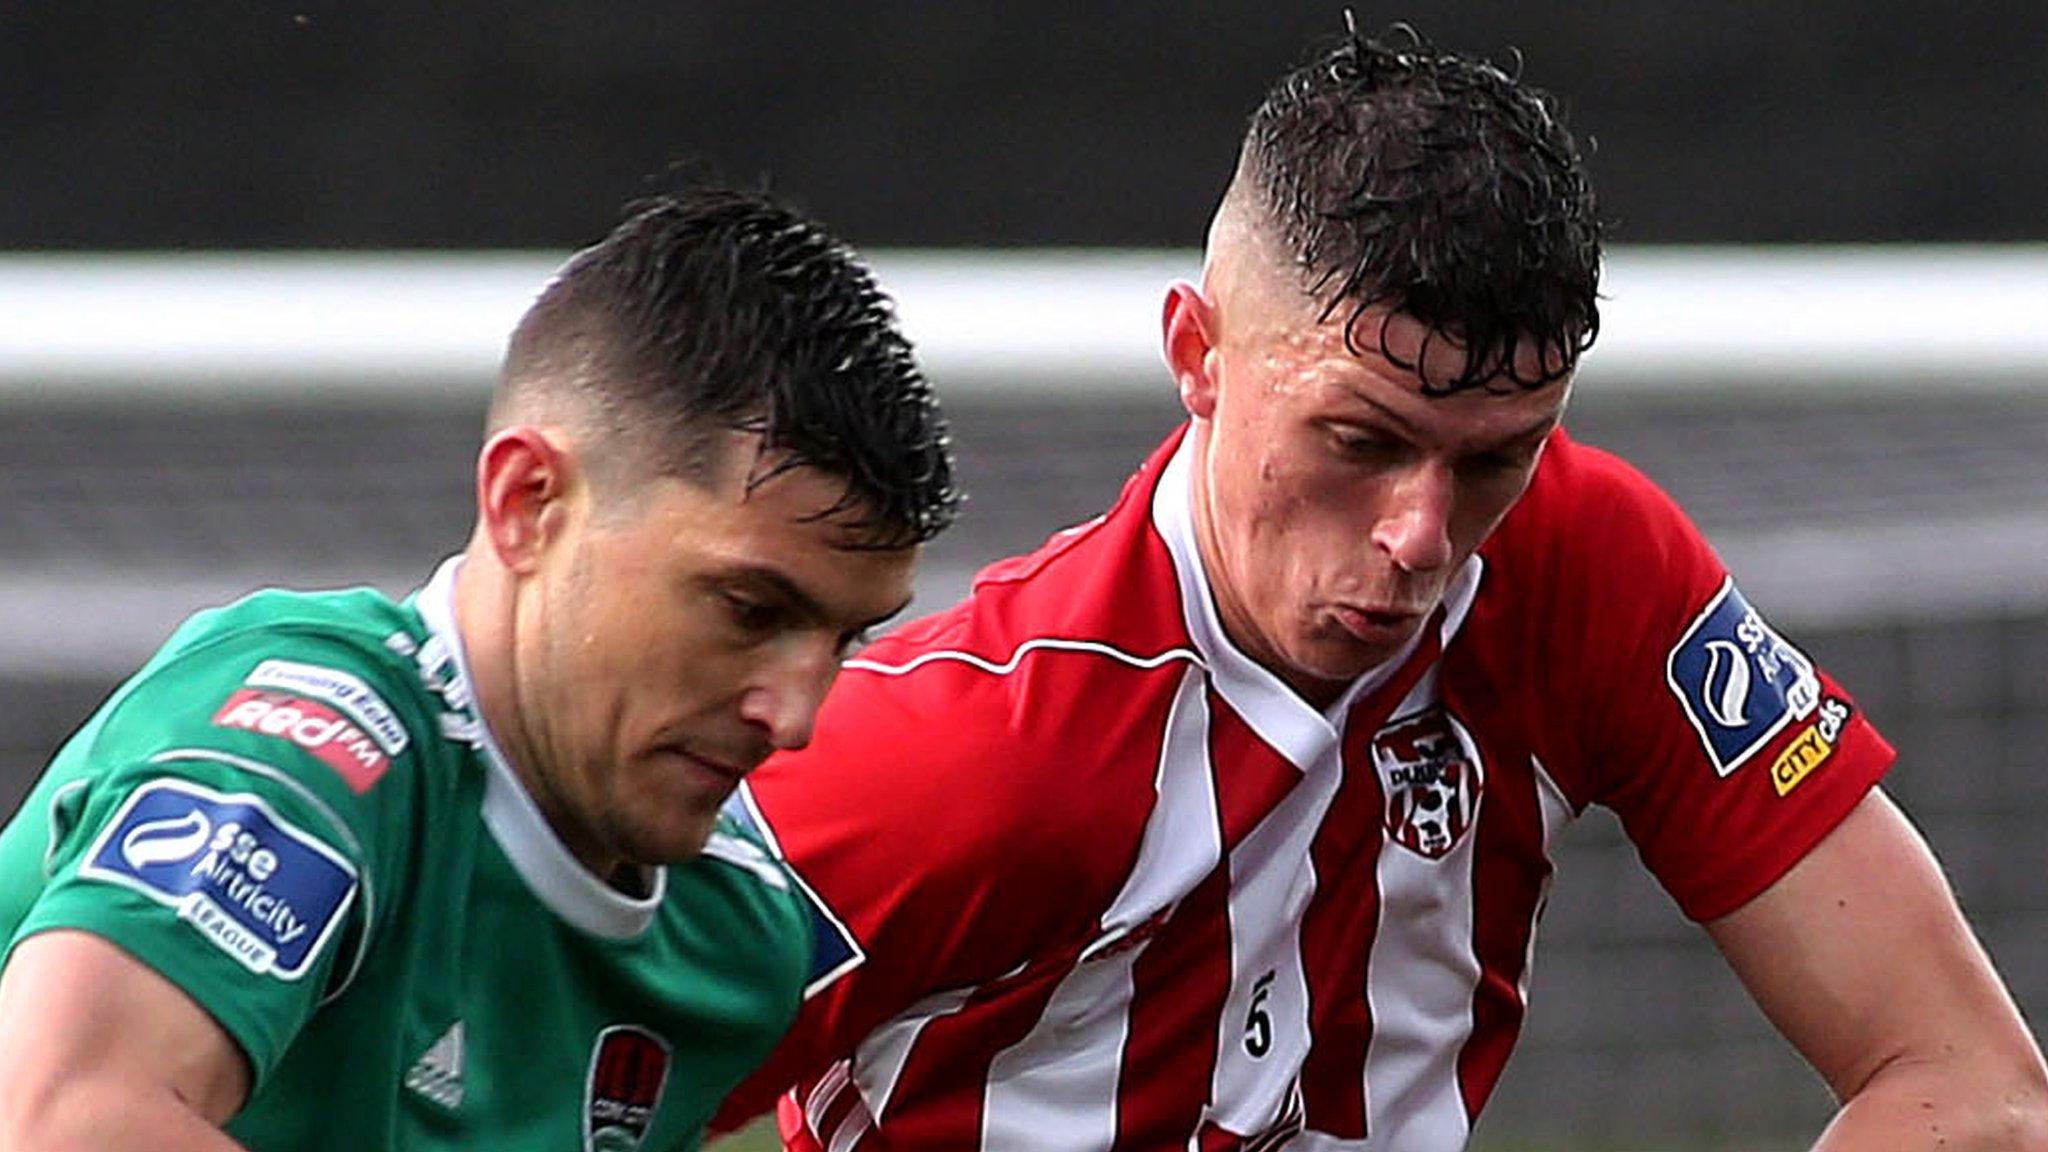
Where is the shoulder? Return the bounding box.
[749,625,1191,909]
[685,810,814,949]
[125,585,435,749]
[50,584,458,895]
[769,534,1203,825]
[1490,430,1708,569]
[0,585,471,1081]
[167,584,421,666]
[140,585,431,724]
[1475,429,1728,632]
[1453,431,1736,773]
[74,587,447,810]
[822,428,1200,746]
[736,458,1204,976]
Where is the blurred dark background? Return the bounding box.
[4,6,2046,1151]
[4,1,2046,251]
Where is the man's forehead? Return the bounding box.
[1205,206,1573,391]
[738,467,915,556]
[1226,289,1558,395]
[1264,315,1572,444]
[1360,310,1569,392]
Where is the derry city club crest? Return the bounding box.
[584,1025,671,1152]
[1371,707,1485,860]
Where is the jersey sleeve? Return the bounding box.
[711,634,1145,1130]
[712,682,1009,1128]
[5,622,429,1089]
[1517,439,1896,922]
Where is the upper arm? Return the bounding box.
[0,929,249,1139]
[1497,442,1896,919]
[1706,787,2045,1101]
[4,625,417,1094]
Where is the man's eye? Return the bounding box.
[1463,445,1540,476]
[1331,428,1393,456]
[725,595,782,633]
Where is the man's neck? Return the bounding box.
[450,550,629,885]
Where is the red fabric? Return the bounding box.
[714,427,1893,1150]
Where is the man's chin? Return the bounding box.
[615,807,724,867]
[1293,632,1416,686]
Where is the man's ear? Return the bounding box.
[476,426,573,574]
[1162,281,1221,421]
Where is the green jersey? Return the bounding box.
[0,559,813,1152]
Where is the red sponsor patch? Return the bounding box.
[213,688,390,793]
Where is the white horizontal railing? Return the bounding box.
[1,245,2045,676]
[4,246,2048,398]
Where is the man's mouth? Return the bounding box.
[1331,603,1425,642]
[659,744,750,785]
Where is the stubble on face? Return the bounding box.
[1189,194,1372,698]
[515,432,920,879]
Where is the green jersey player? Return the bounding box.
[0,186,959,1152]
[0,574,804,1150]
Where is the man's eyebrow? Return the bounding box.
[1350,393,1560,448]
[724,564,910,630]
[1492,412,1564,447]
[1347,393,1419,437]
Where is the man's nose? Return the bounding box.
[1370,461,1455,574]
[737,640,841,751]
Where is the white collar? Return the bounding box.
[412,557,664,940]
[1150,434,1481,770]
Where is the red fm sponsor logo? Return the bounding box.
[212,689,390,793]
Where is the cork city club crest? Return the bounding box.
[1371,707,1485,860]
[583,1025,671,1152]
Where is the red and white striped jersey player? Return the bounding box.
[717,27,2048,1152]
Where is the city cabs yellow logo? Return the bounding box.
[1772,697,1852,796]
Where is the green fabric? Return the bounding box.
[0,580,811,1151]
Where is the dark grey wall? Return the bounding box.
[5,2,2046,250]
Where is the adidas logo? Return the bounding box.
[405,1021,465,1109]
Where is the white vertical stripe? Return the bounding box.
[826,1094,876,1152]
[1362,672,1481,1152]
[853,984,977,1121]
[1286,1133,1373,1151]
[982,667,1222,1151]
[804,1060,852,1133]
[982,953,1136,1152]
[1205,743,1343,1135]
[1529,755,1577,843]
[1096,668,1225,939]
[1520,757,1579,1004]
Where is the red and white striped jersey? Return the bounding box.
[720,425,1894,1151]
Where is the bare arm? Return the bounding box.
[0,930,251,1152]
[1708,787,2048,1151]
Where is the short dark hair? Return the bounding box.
[1243,20,1603,393]
[500,186,959,549]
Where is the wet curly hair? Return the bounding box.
[1243,19,1604,394]
[501,186,958,549]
